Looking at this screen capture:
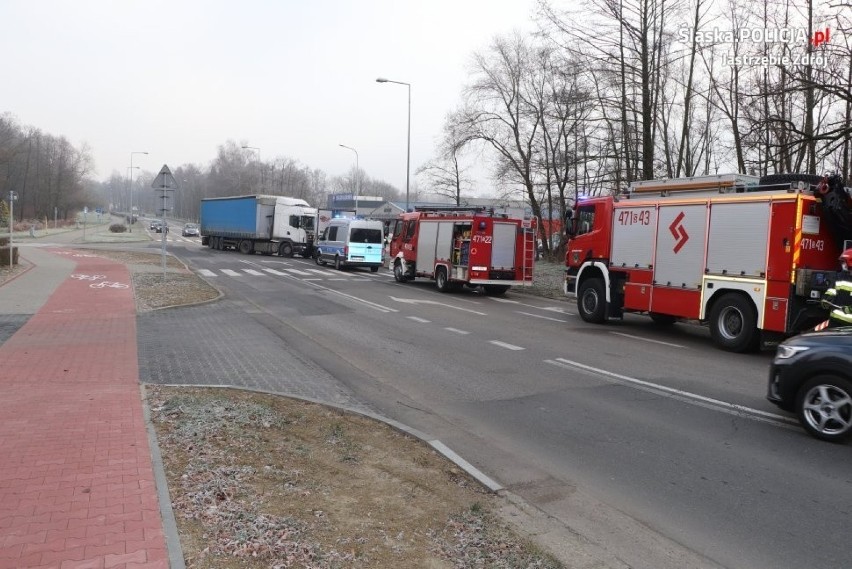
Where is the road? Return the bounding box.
[151,234,852,569]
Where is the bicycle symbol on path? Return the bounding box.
[70,274,129,289]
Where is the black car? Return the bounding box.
[767,327,852,442]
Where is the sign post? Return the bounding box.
[151,165,179,279]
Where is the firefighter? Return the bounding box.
[819,248,852,328]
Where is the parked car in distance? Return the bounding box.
[767,327,852,442]
[182,223,200,237]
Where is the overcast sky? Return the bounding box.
[1,0,539,194]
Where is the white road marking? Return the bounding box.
[304,269,338,276]
[389,296,488,316]
[285,268,313,276]
[263,269,288,276]
[243,269,265,276]
[444,327,471,335]
[221,269,241,276]
[546,357,798,426]
[608,331,687,348]
[197,269,216,277]
[490,296,571,314]
[407,316,431,323]
[489,340,525,351]
[516,311,568,323]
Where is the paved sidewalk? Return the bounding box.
[0,247,169,569]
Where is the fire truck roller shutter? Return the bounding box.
[706,202,770,277]
[492,223,517,268]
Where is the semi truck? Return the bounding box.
[388,206,536,295]
[200,195,318,257]
[563,173,852,352]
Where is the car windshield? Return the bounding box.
[185,224,197,229]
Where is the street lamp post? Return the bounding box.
[128,151,148,232]
[376,77,411,212]
[242,146,261,192]
[7,191,17,266]
[339,144,359,214]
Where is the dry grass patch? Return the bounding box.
[148,386,563,569]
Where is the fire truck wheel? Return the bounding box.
[483,285,509,296]
[436,268,451,292]
[393,261,408,283]
[709,293,759,352]
[578,278,607,323]
[796,375,852,442]
[238,240,252,255]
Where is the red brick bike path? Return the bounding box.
[0,250,169,569]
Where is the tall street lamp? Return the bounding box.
[339,144,359,214]
[128,151,148,232]
[376,77,411,212]
[242,146,261,192]
[7,191,17,266]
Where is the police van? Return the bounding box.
[314,218,384,272]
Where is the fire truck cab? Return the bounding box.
[389,206,536,295]
[564,173,852,352]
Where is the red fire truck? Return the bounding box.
[388,206,536,295]
[563,173,852,352]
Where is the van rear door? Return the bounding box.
[348,226,383,263]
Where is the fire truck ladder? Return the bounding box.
[522,219,536,281]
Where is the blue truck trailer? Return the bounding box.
[200,195,318,257]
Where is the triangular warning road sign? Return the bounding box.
[151,165,179,190]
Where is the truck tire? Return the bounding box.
[393,261,409,283]
[436,267,450,292]
[238,240,252,255]
[709,293,760,353]
[278,242,293,257]
[577,278,607,323]
[483,285,509,296]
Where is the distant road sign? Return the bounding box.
[151,165,179,190]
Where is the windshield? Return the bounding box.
[301,216,316,230]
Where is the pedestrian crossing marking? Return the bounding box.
[197,266,392,281]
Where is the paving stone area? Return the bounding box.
[136,300,373,413]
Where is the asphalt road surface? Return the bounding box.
[145,239,852,569]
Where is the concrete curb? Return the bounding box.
[140,385,187,569]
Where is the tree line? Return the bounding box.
[420,0,851,254]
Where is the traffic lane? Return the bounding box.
[303,272,780,414]
[453,373,852,569]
